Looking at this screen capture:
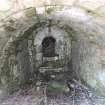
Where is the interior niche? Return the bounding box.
[33,26,71,71]
[42,36,57,57]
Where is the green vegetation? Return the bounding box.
[24,7,36,17]
[48,82,69,93]
[46,7,54,14]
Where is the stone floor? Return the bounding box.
[1,80,105,105]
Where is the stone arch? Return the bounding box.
[1,19,77,71]
[2,6,103,96]
[0,14,79,94]
[33,25,73,68]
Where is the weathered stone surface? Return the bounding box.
[0,1,105,98]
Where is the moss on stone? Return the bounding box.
[24,7,36,17]
[61,25,77,41]
[46,7,54,14]
[48,82,69,93]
